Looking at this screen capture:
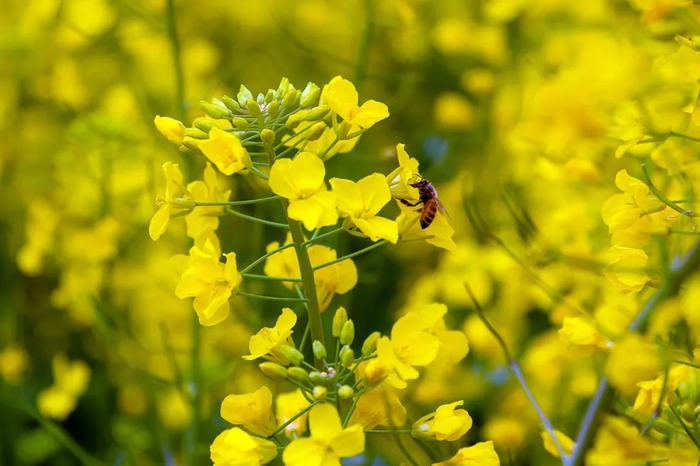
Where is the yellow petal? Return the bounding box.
[541,430,575,458]
[154,115,185,144]
[282,438,324,466]
[353,99,389,128]
[324,76,358,121]
[330,178,363,217]
[329,424,365,458]
[149,205,171,241]
[309,403,343,443]
[353,217,399,243]
[199,127,252,176]
[357,173,391,216]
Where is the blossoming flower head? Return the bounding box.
[220,386,277,437]
[412,400,473,441]
[283,403,365,466]
[244,308,297,362]
[324,75,389,130]
[330,174,398,243]
[149,161,194,241]
[269,152,337,230]
[199,127,252,175]
[175,238,241,326]
[210,427,277,466]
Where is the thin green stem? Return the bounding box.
[669,404,700,451]
[269,401,319,438]
[166,0,185,121]
[225,207,288,229]
[391,431,419,466]
[642,162,696,218]
[319,137,340,159]
[242,273,302,283]
[240,243,295,274]
[465,284,569,464]
[669,130,700,143]
[312,240,388,271]
[194,196,277,207]
[250,166,269,180]
[238,291,308,303]
[303,226,344,246]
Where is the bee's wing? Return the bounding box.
[436,197,449,217]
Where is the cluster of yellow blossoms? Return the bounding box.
[151,77,494,465]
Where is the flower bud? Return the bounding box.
[338,385,354,400]
[363,359,386,386]
[304,105,330,121]
[312,386,327,401]
[362,331,380,356]
[260,129,276,145]
[312,340,327,361]
[200,100,231,119]
[237,85,253,105]
[334,120,351,139]
[184,128,208,139]
[309,371,324,385]
[247,100,262,117]
[221,95,241,113]
[287,367,310,383]
[182,137,201,152]
[278,345,304,366]
[281,89,300,109]
[266,100,280,118]
[300,82,320,108]
[340,321,355,345]
[285,111,306,129]
[332,307,348,337]
[259,362,287,380]
[306,122,327,141]
[231,117,249,130]
[339,345,355,368]
[193,117,217,133]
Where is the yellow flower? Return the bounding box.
[264,239,357,312]
[244,308,297,361]
[149,162,194,241]
[0,345,28,384]
[433,92,475,130]
[186,162,231,239]
[412,401,473,441]
[158,387,191,431]
[432,441,500,466]
[154,115,185,145]
[348,384,407,428]
[541,430,575,458]
[276,389,311,438]
[559,317,612,350]
[175,239,241,326]
[199,127,252,175]
[386,143,420,201]
[396,200,456,250]
[283,403,365,466]
[633,366,690,414]
[606,335,660,396]
[602,246,650,293]
[483,417,527,450]
[269,152,338,230]
[210,427,277,466]
[324,76,389,130]
[330,174,398,243]
[37,355,90,420]
[221,386,277,437]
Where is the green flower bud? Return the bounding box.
[184,128,208,139]
[182,137,201,152]
[193,117,217,133]
[338,385,354,400]
[278,345,304,366]
[304,105,330,121]
[340,345,355,368]
[340,321,355,346]
[334,121,351,139]
[306,121,327,141]
[200,100,231,119]
[312,386,327,401]
[259,362,287,380]
[300,82,321,108]
[231,117,249,130]
[652,418,675,436]
[285,111,306,129]
[309,371,324,385]
[237,85,253,106]
[362,331,380,356]
[681,402,695,423]
[260,129,276,145]
[266,100,280,118]
[332,307,348,337]
[247,100,262,117]
[312,340,327,360]
[287,367,310,383]
[277,77,291,95]
[281,89,300,110]
[221,96,241,113]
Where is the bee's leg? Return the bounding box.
[399,199,422,207]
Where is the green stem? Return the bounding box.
[269,401,319,438]
[302,226,344,246]
[225,207,288,229]
[238,291,308,303]
[185,312,201,466]
[465,284,569,464]
[242,273,302,283]
[569,241,700,466]
[166,0,185,121]
[240,243,295,274]
[194,196,278,207]
[642,163,696,218]
[312,240,388,271]
[669,404,700,450]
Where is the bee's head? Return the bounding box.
[408,174,426,187]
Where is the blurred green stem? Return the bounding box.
[166,0,185,121]
[185,312,202,466]
[569,240,700,466]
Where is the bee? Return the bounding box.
[399,176,447,229]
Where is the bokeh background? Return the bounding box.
[3,0,700,465]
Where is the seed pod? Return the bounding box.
[259,362,287,380]
[340,321,355,346]
[312,340,327,361]
[332,307,348,337]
